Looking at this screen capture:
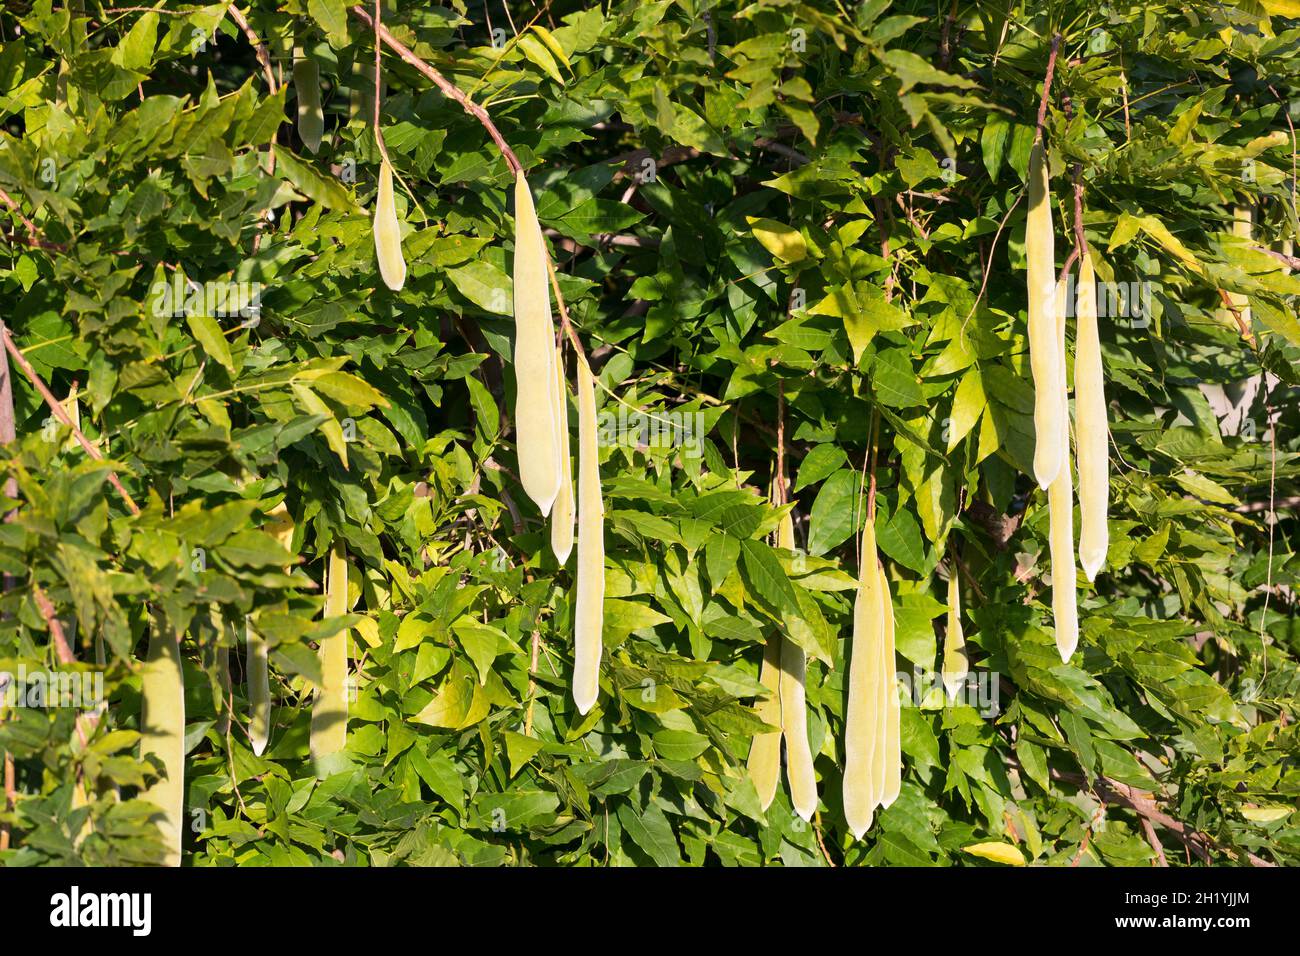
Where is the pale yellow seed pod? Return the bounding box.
[1027,141,1063,490]
[215,640,231,738]
[868,562,889,807]
[513,172,563,515]
[246,622,271,756]
[779,636,818,821]
[747,634,783,811]
[1231,206,1253,325]
[374,159,406,291]
[247,502,294,756]
[293,50,323,154]
[140,617,185,867]
[942,569,967,701]
[773,511,817,820]
[843,517,883,838]
[1049,275,1079,662]
[878,559,901,809]
[550,347,575,564]
[572,357,604,714]
[310,542,350,764]
[1074,245,1109,581]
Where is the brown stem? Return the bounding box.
[1216,288,1256,347]
[774,387,786,507]
[1141,815,1169,867]
[0,185,38,239]
[1071,170,1088,262]
[1034,34,1062,146]
[351,2,592,382]
[31,585,90,749]
[1050,770,1275,868]
[866,408,880,521]
[226,5,278,94]
[350,5,521,174]
[1,327,140,515]
[1255,245,1300,271]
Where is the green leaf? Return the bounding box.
[275,147,357,212]
[185,314,235,372]
[807,469,860,556]
[617,800,682,866]
[308,0,349,47]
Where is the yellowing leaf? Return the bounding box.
[1260,0,1300,16]
[963,841,1026,865]
[747,217,808,263]
[1137,215,1204,275]
[531,25,571,67]
[1242,806,1291,823]
[518,34,565,85]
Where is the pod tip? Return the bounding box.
[1056,637,1078,663]
[942,675,963,701]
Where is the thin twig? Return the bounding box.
[350,5,521,174]
[961,189,1026,331]
[31,586,90,750]
[1,327,140,515]
[1051,770,1275,868]
[1033,34,1063,145]
[1141,815,1169,866]
[0,185,39,239]
[226,5,278,94]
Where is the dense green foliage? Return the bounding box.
[0,0,1297,867]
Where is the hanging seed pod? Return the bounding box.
[1027,141,1063,490]
[214,628,231,738]
[779,636,818,821]
[140,617,184,867]
[550,345,575,564]
[246,622,271,756]
[1231,206,1253,325]
[572,357,604,714]
[293,49,323,154]
[513,171,563,515]
[747,634,783,811]
[310,541,350,764]
[1074,244,1109,581]
[1049,275,1079,662]
[775,512,817,820]
[374,158,406,291]
[843,517,883,838]
[878,559,901,809]
[942,567,967,700]
[247,503,294,756]
[867,557,890,807]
